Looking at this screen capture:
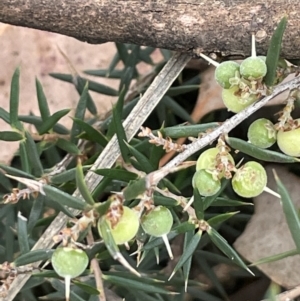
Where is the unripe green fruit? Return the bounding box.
[247,118,277,148]
[232,161,267,198]
[192,169,221,196]
[222,86,258,113]
[141,206,173,237]
[98,206,139,245]
[240,57,267,79]
[277,123,300,157]
[52,247,89,278]
[215,61,240,89]
[196,147,235,171]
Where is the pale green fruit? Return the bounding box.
[52,247,89,278]
[192,169,221,196]
[98,206,139,245]
[141,206,173,237]
[215,61,240,89]
[232,161,267,198]
[196,147,235,172]
[240,57,267,79]
[247,118,277,148]
[222,86,258,113]
[277,123,300,157]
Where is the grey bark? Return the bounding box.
[0,0,300,58]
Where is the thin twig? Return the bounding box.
[86,230,105,301]
[3,51,191,301]
[261,284,300,301]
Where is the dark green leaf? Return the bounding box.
[207,227,254,275]
[50,165,90,184]
[161,96,194,123]
[102,274,171,294]
[123,178,147,201]
[193,188,204,220]
[153,195,178,207]
[72,279,100,295]
[169,230,202,279]
[55,138,81,155]
[38,109,70,135]
[93,168,137,182]
[182,230,194,291]
[126,143,154,173]
[166,85,199,97]
[27,195,45,234]
[212,197,253,207]
[17,212,30,254]
[112,89,130,163]
[73,118,108,147]
[19,115,69,135]
[19,141,31,174]
[10,67,23,130]
[207,211,239,228]
[161,123,219,139]
[265,17,288,86]
[24,131,44,177]
[0,107,10,124]
[43,185,89,211]
[83,69,125,78]
[274,169,300,250]
[226,136,299,163]
[36,78,50,120]
[71,82,89,143]
[250,248,298,266]
[76,160,95,205]
[49,73,118,96]
[0,131,24,141]
[0,165,35,179]
[14,249,54,267]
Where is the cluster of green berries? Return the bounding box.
[215,56,266,113]
[193,146,267,198]
[247,117,300,157]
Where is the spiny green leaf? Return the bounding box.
[250,248,298,266]
[17,212,30,254]
[49,73,118,96]
[182,230,194,291]
[70,82,89,143]
[0,131,23,141]
[35,78,50,120]
[55,138,81,155]
[38,109,70,135]
[169,230,202,280]
[43,185,89,211]
[50,165,90,184]
[93,168,138,182]
[83,69,125,78]
[0,107,10,124]
[265,16,288,86]
[193,188,204,220]
[24,131,44,177]
[273,169,300,250]
[27,195,45,234]
[76,159,95,206]
[207,227,254,275]
[72,279,100,295]
[226,136,299,163]
[161,96,194,123]
[14,249,54,267]
[10,67,23,131]
[73,118,108,147]
[207,211,239,228]
[123,178,147,201]
[102,274,171,294]
[166,85,199,97]
[160,123,219,139]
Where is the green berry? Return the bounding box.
[247,118,277,148]
[215,61,240,89]
[240,57,267,80]
[98,206,139,245]
[222,86,258,113]
[192,169,221,196]
[52,247,89,279]
[232,161,267,198]
[196,147,234,171]
[277,122,300,157]
[141,206,173,237]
